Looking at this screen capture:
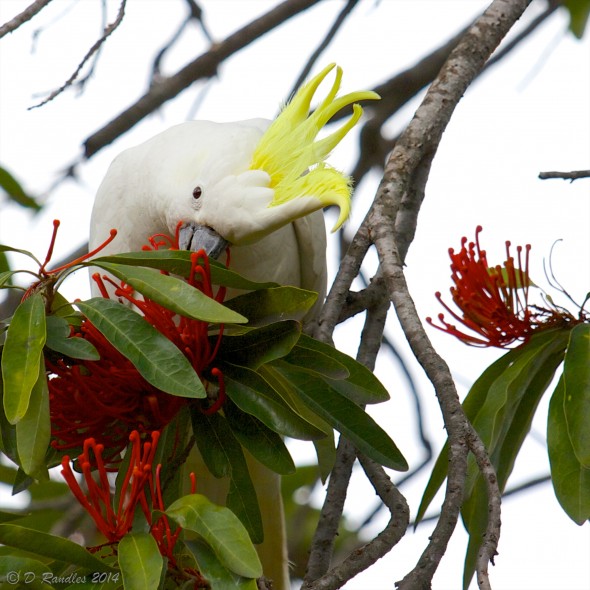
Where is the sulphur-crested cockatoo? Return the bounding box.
[89,63,378,588]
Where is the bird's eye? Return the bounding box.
[192,186,202,200]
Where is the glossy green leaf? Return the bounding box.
[44,315,100,360]
[548,375,590,524]
[416,344,530,526]
[92,261,247,324]
[16,358,50,479]
[118,532,163,590]
[260,364,334,436]
[185,539,258,590]
[0,166,41,211]
[313,432,336,483]
[0,555,52,586]
[0,371,18,463]
[0,244,40,262]
[75,298,205,398]
[0,524,116,572]
[92,250,277,290]
[2,294,46,424]
[222,364,325,440]
[218,320,301,369]
[167,494,262,578]
[283,345,349,380]
[225,401,296,475]
[563,323,590,466]
[0,270,23,288]
[223,287,317,326]
[190,410,263,542]
[273,363,408,471]
[297,334,390,403]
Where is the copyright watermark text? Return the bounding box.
[2,571,120,585]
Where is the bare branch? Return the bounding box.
[0,0,53,39]
[83,0,323,158]
[467,425,501,590]
[538,169,590,181]
[29,0,127,109]
[303,454,409,590]
[287,0,360,102]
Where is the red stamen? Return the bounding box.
[39,220,61,275]
[49,229,118,274]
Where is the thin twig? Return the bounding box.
[467,425,501,590]
[29,0,127,109]
[83,0,323,158]
[0,0,54,39]
[303,454,409,590]
[287,0,359,103]
[538,169,590,181]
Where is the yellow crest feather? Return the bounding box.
[250,64,379,231]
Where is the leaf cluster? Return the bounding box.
[0,243,407,588]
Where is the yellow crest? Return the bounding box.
[250,64,379,231]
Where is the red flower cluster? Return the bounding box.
[427,226,535,347]
[61,430,195,565]
[48,224,226,458]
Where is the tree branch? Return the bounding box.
[303,454,409,590]
[0,0,53,39]
[29,0,127,109]
[83,0,323,158]
[287,0,359,102]
[538,169,590,181]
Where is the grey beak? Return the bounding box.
[178,222,229,259]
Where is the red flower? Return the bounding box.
[60,431,161,544]
[60,429,196,565]
[47,222,227,458]
[427,226,535,348]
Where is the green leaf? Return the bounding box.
[0,244,40,264]
[297,334,390,404]
[190,410,263,543]
[548,374,590,524]
[118,532,163,590]
[563,323,590,466]
[0,524,116,572]
[273,363,408,471]
[563,0,590,38]
[2,294,46,424]
[75,298,205,398]
[217,320,301,369]
[45,315,100,360]
[92,261,247,324]
[282,345,349,380]
[0,371,18,463]
[223,287,317,326]
[416,344,527,526]
[0,555,52,585]
[0,166,41,211]
[92,250,277,290]
[225,401,296,475]
[16,357,50,479]
[222,364,325,440]
[185,539,258,589]
[0,510,26,523]
[166,494,262,578]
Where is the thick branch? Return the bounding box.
[0,0,53,39]
[83,0,322,158]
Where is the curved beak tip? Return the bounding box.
[178,223,228,259]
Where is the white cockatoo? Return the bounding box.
[89,64,378,588]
